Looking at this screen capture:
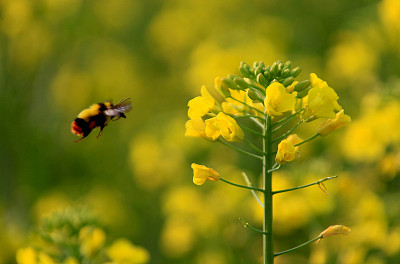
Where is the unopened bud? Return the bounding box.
[294,80,311,92]
[257,73,269,87]
[296,88,309,98]
[222,77,240,90]
[247,89,265,102]
[239,61,251,78]
[255,64,264,76]
[290,67,302,78]
[270,62,279,77]
[283,61,292,69]
[263,70,271,82]
[234,77,250,89]
[281,76,295,87]
[281,69,290,78]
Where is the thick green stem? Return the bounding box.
[263,115,274,264]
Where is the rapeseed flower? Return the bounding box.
[188,85,215,118]
[275,134,302,164]
[318,110,351,136]
[303,73,342,119]
[106,238,150,264]
[317,225,351,243]
[79,226,106,257]
[205,112,244,142]
[264,82,296,116]
[191,163,220,185]
[185,117,207,139]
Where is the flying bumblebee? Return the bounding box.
[71,98,131,142]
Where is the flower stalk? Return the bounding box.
[263,115,274,264]
[273,176,338,195]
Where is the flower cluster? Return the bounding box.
[186,60,351,176]
[185,61,352,262]
[16,207,150,264]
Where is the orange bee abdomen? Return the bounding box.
[71,120,83,135]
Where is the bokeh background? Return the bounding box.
[1,0,400,263]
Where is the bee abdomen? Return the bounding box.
[71,118,90,136]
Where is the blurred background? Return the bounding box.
[1,0,400,263]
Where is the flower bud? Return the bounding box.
[290,67,302,78]
[222,77,241,90]
[283,61,292,69]
[270,62,279,77]
[294,80,311,92]
[257,73,269,87]
[281,76,295,87]
[247,88,265,102]
[234,77,250,89]
[296,88,310,99]
[281,68,290,78]
[239,61,251,78]
[263,70,272,82]
[255,64,264,76]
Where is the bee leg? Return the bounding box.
[97,125,105,138]
[73,135,87,142]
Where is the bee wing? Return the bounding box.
[104,98,132,116]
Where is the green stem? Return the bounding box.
[273,176,337,195]
[272,113,298,133]
[295,133,319,147]
[251,117,265,129]
[271,108,304,127]
[239,124,264,137]
[218,139,263,160]
[272,120,303,143]
[243,138,266,155]
[233,114,266,122]
[220,178,264,192]
[274,236,322,257]
[263,115,274,264]
[239,218,268,235]
[228,96,266,116]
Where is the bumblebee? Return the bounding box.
[71,98,131,142]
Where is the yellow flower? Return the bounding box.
[264,82,296,116]
[16,247,55,264]
[63,257,79,264]
[188,85,215,118]
[16,247,36,264]
[191,163,220,185]
[275,134,302,164]
[205,112,244,142]
[318,110,351,136]
[317,225,351,243]
[185,118,207,139]
[303,73,342,119]
[106,238,150,264]
[79,226,106,257]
